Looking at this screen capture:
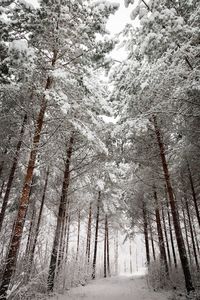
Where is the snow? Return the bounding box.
[9,39,28,52]
[50,275,170,300]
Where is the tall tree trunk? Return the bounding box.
[166,195,177,268]
[153,115,194,293]
[0,114,27,233]
[0,74,52,299]
[149,217,156,261]
[187,160,200,228]
[181,198,192,265]
[76,209,81,261]
[142,199,150,265]
[104,216,107,278]
[86,202,92,263]
[27,168,49,278]
[106,215,110,276]
[47,134,74,291]
[161,205,172,267]
[92,191,101,279]
[184,192,199,270]
[154,187,169,275]
[193,223,200,254]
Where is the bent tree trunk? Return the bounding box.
[47,134,74,291]
[0,114,27,233]
[0,79,51,299]
[92,191,101,279]
[153,115,194,293]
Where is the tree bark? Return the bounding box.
[92,191,101,279]
[153,115,194,293]
[0,114,27,233]
[47,134,74,291]
[154,186,169,275]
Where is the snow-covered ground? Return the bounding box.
[51,275,170,300]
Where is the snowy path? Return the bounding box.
[53,275,170,300]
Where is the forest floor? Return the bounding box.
[51,274,171,300]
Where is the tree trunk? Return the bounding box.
[0,75,52,299]
[184,192,199,270]
[161,205,172,267]
[47,134,74,291]
[166,195,177,268]
[181,198,192,265]
[104,216,107,278]
[24,203,36,262]
[92,191,101,279]
[76,209,81,261]
[187,160,200,228]
[0,114,27,233]
[154,187,169,275]
[153,115,194,293]
[142,199,150,265]
[193,223,200,254]
[27,168,49,278]
[86,202,92,263]
[106,215,110,276]
[149,217,156,261]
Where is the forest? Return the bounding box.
[0,0,199,299]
